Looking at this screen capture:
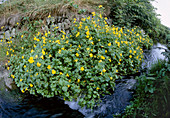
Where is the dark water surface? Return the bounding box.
[0,94,84,118]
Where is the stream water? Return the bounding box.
[0,43,168,118]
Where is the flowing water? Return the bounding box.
[142,43,168,70]
[0,43,168,118]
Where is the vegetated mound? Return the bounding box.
[6,11,153,108]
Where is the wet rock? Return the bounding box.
[65,78,137,117]
[0,62,17,90]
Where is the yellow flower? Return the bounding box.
[96,87,100,90]
[49,54,52,57]
[21,47,24,49]
[69,79,71,82]
[76,32,80,37]
[101,56,105,60]
[99,60,102,63]
[99,72,102,75]
[6,51,9,56]
[108,43,111,46]
[20,79,23,82]
[99,14,102,18]
[74,59,78,62]
[92,12,95,16]
[105,50,107,53]
[30,84,33,87]
[28,57,34,63]
[129,50,132,53]
[21,35,23,38]
[58,49,61,54]
[36,73,38,76]
[24,65,26,68]
[67,85,70,88]
[117,42,120,47]
[25,88,28,91]
[11,74,15,78]
[119,59,121,62]
[1,26,4,29]
[22,56,24,59]
[91,42,94,45]
[52,69,56,74]
[78,45,81,48]
[109,59,111,62]
[47,65,51,69]
[60,72,63,75]
[76,53,79,57]
[98,5,103,8]
[42,49,45,55]
[31,49,34,53]
[120,53,122,56]
[116,70,118,73]
[35,55,38,58]
[129,55,132,58]
[80,67,84,71]
[77,79,80,83]
[48,15,51,18]
[21,89,25,93]
[86,48,90,50]
[66,40,69,44]
[89,37,93,40]
[110,77,113,80]
[41,55,44,59]
[7,67,9,70]
[133,50,136,54]
[86,30,90,36]
[89,53,93,57]
[66,73,69,77]
[37,62,41,67]
[102,69,106,72]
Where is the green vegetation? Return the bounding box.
[3,11,153,108]
[0,38,8,61]
[109,0,170,43]
[122,51,170,118]
[0,0,169,112]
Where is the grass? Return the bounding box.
[0,43,8,62]
[0,0,107,20]
[149,59,167,74]
[122,58,170,118]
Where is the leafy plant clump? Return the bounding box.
[122,51,170,118]
[6,10,153,108]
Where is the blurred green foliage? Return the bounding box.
[108,0,170,43]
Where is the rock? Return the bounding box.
[4,30,10,39]
[65,78,137,117]
[7,14,23,27]
[63,22,69,30]
[0,62,17,90]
